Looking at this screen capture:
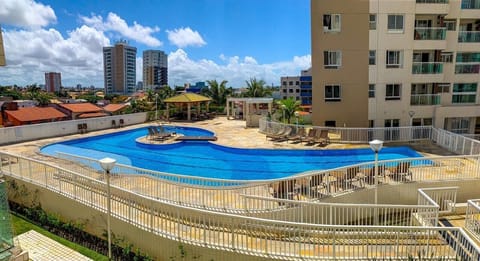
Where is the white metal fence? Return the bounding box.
[48,152,480,214]
[1,154,480,260]
[465,199,480,242]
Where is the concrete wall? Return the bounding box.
[6,177,274,261]
[0,113,147,145]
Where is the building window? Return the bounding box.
[296,89,300,93]
[444,20,456,31]
[452,83,477,104]
[369,84,375,98]
[323,14,341,32]
[369,50,376,65]
[386,50,403,68]
[296,81,299,85]
[369,14,376,30]
[386,84,401,100]
[387,14,404,32]
[282,89,287,93]
[324,51,342,69]
[289,89,294,93]
[289,81,293,85]
[436,83,450,93]
[441,52,453,63]
[325,84,341,101]
[282,81,287,86]
[448,118,470,134]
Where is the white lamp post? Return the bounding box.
[155,93,159,121]
[369,140,383,205]
[408,110,415,140]
[99,157,116,260]
[294,111,299,131]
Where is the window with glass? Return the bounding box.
[444,20,456,31]
[456,52,480,63]
[323,51,342,69]
[452,83,477,104]
[369,84,375,98]
[448,118,470,134]
[386,84,401,100]
[388,14,404,32]
[369,14,376,30]
[325,85,341,101]
[323,14,341,32]
[386,50,403,68]
[369,50,376,65]
[441,52,453,63]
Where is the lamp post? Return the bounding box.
[99,157,116,260]
[294,111,299,131]
[408,110,415,140]
[155,93,159,121]
[369,139,383,225]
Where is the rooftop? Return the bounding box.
[5,107,66,122]
[58,103,102,113]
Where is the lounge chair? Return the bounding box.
[266,127,285,140]
[303,128,317,144]
[287,127,306,143]
[314,130,330,145]
[272,179,298,200]
[273,127,293,142]
[390,162,412,182]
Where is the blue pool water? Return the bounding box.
[41,126,423,180]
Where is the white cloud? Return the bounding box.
[0,26,110,87]
[81,12,161,47]
[0,0,56,28]
[168,49,311,88]
[166,27,206,48]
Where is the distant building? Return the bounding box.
[4,107,67,126]
[143,50,168,90]
[45,72,62,93]
[0,25,5,66]
[103,40,137,95]
[57,103,105,120]
[185,82,206,94]
[280,68,312,105]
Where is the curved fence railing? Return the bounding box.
[46,152,480,215]
[1,154,480,260]
[466,199,480,242]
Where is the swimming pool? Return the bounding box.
[41,126,423,180]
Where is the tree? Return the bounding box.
[244,78,272,97]
[157,85,174,109]
[277,98,301,124]
[204,80,232,106]
[146,89,155,102]
[35,93,53,107]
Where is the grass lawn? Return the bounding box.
[11,213,108,261]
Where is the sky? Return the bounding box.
[0,0,311,88]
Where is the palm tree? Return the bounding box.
[35,92,53,107]
[204,80,232,106]
[146,89,155,102]
[244,78,272,97]
[277,98,301,124]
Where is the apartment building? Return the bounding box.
[143,50,168,90]
[311,0,480,134]
[280,68,312,105]
[45,72,62,93]
[0,25,5,66]
[103,40,137,95]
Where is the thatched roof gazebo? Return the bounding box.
[164,93,212,121]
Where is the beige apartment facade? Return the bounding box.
[311,0,480,134]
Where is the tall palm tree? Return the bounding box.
[277,98,301,124]
[204,80,231,106]
[244,78,271,97]
[146,89,155,102]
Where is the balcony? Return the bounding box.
[412,62,443,74]
[300,84,312,89]
[416,0,448,3]
[416,0,449,13]
[458,31,480,42]
[414,27,446,40]
[410,94,441,106]
[455,63,480,73]
[462,0,480,8]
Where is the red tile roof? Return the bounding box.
[103,103,127,112]
[59,103,102,113]
[77,112,108,118]
[5,107,67,122]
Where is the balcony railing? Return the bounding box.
[410,94,441,105]
[458,31,480,42]
[462,0,480,9]
[455,63,480,74]
[412,62,443,74]
[414,27,446,40]
[416,0,448,3]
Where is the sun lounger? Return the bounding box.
[273,127,293,142]
[287,127,306,143]
[314,130,330,145]
[303,128,317,144]
[272,179,298,200]
[390,162,412,182]
[266,127,285,140]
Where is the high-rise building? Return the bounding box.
[0,25,5,66]
[311,0,480,134]
[45,72,62,93]
[143,50,168,90]
[103,40,137,95]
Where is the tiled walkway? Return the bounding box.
[15,230,93,261]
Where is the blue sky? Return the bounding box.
[0,0,311,88]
